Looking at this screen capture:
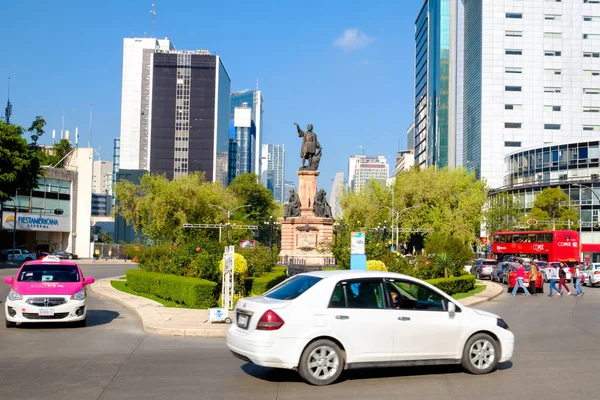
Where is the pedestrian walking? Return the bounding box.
[558,262,572,296]
[512,263,530,296]
[548,263,563,297]
[529,262,538,296]
[574,265,585,297]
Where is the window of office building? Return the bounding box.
[545,87,562,93]
[583,52,600,58]
[583,34,600,40]
[544,105,562,111]
[506,13,523,19]
[506,86,522,92]
[544,32,562,39]
[545,14,561,20]
[544,50,562,56]
[505,122,522,128]
[505,104,523,110]
[544,124,561,130]
[506,49,523,55]
[506,31,523,37]
[544,69,562,75]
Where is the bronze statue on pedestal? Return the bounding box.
[294,122,322,171]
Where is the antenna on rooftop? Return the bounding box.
[150,3,156,38]
[88,104,93,148]
[256,78,259,90]
[359,145,365,155]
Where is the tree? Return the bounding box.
[527,187,579,230]
[484,192,524,236]
[0,119,45,201]
[40,139,72,168]
[424,232,473,278]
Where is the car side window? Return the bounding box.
[386,280,448,312]
[328,279,386,309]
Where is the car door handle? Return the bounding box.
[398,316,411,321]
[335,315,349,320]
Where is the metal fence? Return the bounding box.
[279,256,337,276]
[92,243,127,260]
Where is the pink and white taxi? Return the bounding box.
[3,256,95,328]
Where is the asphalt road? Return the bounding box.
[1,264,599,400]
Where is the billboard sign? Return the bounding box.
[2,212,70,232]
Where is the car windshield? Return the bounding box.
[264,275,322,300]
[482,261,496,266]
[17,265,80,282]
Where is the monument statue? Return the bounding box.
[313,189,333,219]
[284,188,301,218]
[294,122,322,171]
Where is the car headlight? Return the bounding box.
[8,289,23,301]
[71,289,86,301]
[497,318,509,330]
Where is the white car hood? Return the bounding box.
[471,308,500,319]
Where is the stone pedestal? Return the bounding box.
[278,170,335,267]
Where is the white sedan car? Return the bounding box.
[583,263,600,286]
[226,270,514,386]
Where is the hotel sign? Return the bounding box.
[2,212,70,232]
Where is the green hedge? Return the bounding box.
[426,275,476,296]
[247,266,288,296]
[126,269,218,308]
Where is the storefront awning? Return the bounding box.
[582,244,600,253]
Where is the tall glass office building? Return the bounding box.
[230,90,263,176]
[414,0,462,169]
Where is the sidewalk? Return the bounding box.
[89,276,505,338]
[89,278,231,338]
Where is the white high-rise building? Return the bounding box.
[463,0,600,189]
[261,144,285,204]
[119,37,173,170]
[348,155,390,193]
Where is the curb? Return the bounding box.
[459,280,504,307]
[88,278,229,338]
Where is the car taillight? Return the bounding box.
[594,271,600,275]
[256,310,285,331]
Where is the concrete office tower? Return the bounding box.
[348,155,390,193]
[234,103,255,175]
[119,38,231,184]
[92,160,113,194]
[261,144,285,204]
[414,0,463,168]
[463,0,600,188]
[395,150,415,176]
[231,90,264,175]
[119,37,173,170]
[329,172,344,219]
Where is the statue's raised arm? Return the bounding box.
[294,122,304,137]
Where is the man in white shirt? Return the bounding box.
[547,264,563,297]
[574,265,585,297]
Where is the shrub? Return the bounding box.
[426,275,476,296]
[366,260,388,272]
[136,245,174,273]
[248,266,287,296]
[126,269,218,308]
[323,267,338,271]
[219,253,248,275]
[238,243,276,276]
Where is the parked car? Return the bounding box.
[3,256,95,328]
[491,262,511,283]
[226,270,514,386]
[582,263,600,287]
[538,262,572,283]
[473,259,498,280]
[1,249,37,263]
[51,249,78,260]
[507,264,544,293]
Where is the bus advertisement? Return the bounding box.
[492,230,580,263]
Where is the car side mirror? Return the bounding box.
[448,302,456,318]
[84,277,95,285]
[3,276,14,285]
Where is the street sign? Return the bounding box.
[351,231,365,255]
[527,219,538,225]
[488,245,492,252]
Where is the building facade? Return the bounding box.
[91,193,112,217]
[406,122,415,150]
[329,172,345,219]
[92,160,113,194]
[463,0,600,188]
[414,0,463,168]
[112,138,120,205]
[233,103,255,175]
[119,38,231,184]
[231,90,264,176]
[493,139,600,262]
[348,155,390,193]
[261,144,285,204]
[395,149,415,175]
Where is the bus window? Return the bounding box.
[528,234,536,242]
[494,235,504,243]
[565,235,570,241]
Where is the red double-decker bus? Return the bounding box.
[491,230,580,263]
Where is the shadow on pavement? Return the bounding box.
[241,361,513,383]
[11,310,121,330]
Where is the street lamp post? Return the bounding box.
[209,204,252,243]
[375,204,422,250]
[573,183,600,263]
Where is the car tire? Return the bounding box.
[298,339,344,386]
[461,333,499,375]
[5,317,16,328]
[68,255,73,260]
[73,318,87,328]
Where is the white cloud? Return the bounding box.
[333,28,375,52]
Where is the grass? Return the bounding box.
[452,284,486,300]
[110,280,189,308]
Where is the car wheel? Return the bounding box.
[298,339,344,386]
[68,255,73,260]
[5,317,16,328]
[73,318,87,328]
[461,333,499,375]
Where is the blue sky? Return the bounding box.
[0,0,422,190]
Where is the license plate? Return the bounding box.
[237,314,249,329]
[39,308,55,316]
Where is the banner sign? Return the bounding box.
[2,212,70,232]
[351,231,365,255]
